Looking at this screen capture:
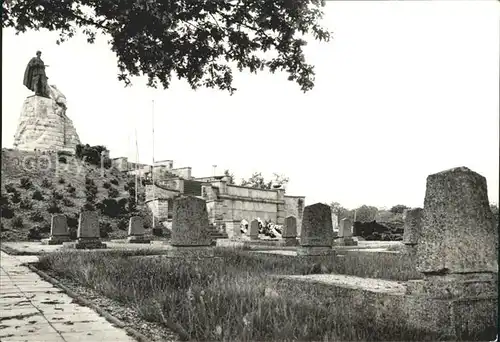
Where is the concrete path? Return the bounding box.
[0,251,137,342]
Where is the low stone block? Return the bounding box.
[297,246,334,256]
[63,239,107,249]
[126,236,151,244]
[283,216,297,238]
[283,237,299,246]
[41,236,71,245]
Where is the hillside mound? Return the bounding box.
[0,148,160,241]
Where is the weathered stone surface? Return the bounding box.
[77,211,99,239]
[283,216,297,238]
[51,214,68,237]
[300,203,334,247]
[13,86,80,152]
[41,214,71,245]
[171,196,212,246]
[416,167,498,274]
[225,220,242,240]
[128,216,144,236]
[403,208,423,245]
[249,219,259,239]
[339,218,353,237]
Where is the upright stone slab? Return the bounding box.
[167,196,213,257]
[416,167,497,273]
[402,208,423,245]
[402,208,423,255]
[405,167,498,340]
[337,218,357,246]
[282,216,298,246]
[127,216,150,244]
[65,211,106,249]
[225,220,242,240]
[42,214,71,245]
[298,203,334,255]
[249,219,259,240]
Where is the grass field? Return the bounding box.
[37,248,436,341]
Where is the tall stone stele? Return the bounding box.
[14,51,80,153]
[298,203,334,255]
[168,196,214,257]
[405,167,498,340]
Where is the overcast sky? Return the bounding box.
[2,1,499,209]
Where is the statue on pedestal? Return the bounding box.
[23,50,50,98]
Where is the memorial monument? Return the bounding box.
[13,51,81,153]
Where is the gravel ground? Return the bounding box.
[42,269,180,342]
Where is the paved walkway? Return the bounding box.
[0,251,137,342]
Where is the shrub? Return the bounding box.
[117,218,128,231]
[152,227,163,236]
[40,221,51,233]
[100,199,122,218]
[58,177,66,184]
[20,177,32,189]
[12,216,24,229]
[1,207,15,219]
[76,144,109,166]
[108,187,119,198]
[41,178,52,188]
[67,215,79,229]
[30,211,44,222]
[52,190,64,200]
[118,198,128,212]
[83,202,95,211]
[57,150,73,157]
[11,191,21,204]
[66,184,76,193]
[103,182,111,189]
[58,156,67,164]
[19,197,33,209]
[69,227,77,240]
[5,183,17,193]
[47,201,62,214]
[28,226,41,240]
[111,179,119,186]
[32,190,44,201]
[62,198,74,207]
[100,222,112,238]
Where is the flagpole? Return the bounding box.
[135,128,139,204]
[151,99,155,227]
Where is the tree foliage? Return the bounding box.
[389,204,410,214]
[3,0,331,94]
[223,169,235,185]
[240,172,288,190]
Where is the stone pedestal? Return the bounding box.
[297,246,334,256]
[13,92,80,152]
[405,167,498,340]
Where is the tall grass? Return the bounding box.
[38,248,432,341]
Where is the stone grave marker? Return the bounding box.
[127,216,150,243]
[298,203,334,255]
[249,219,259,240]
[42,214,71,245]
[405,167,498,339]
[282,216,298,246]
[64,211,106,249]
[337,218,357,246]
[168,196,213,257]
[402,208,423,255]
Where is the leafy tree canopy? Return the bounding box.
[3,0,331,94]
[240,172,289,190]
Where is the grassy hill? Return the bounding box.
[1,148,160,241]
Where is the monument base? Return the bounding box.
[297,246,334,256]
[127,236,151,244]
[282,237,299,246]
[335,237,358,246]
[249,235,259,240]
[405,273,498,340]
[41,236,72,245]
[63,238,107,250]
[163,246,215,258]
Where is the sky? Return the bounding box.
[2,1,499,209]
